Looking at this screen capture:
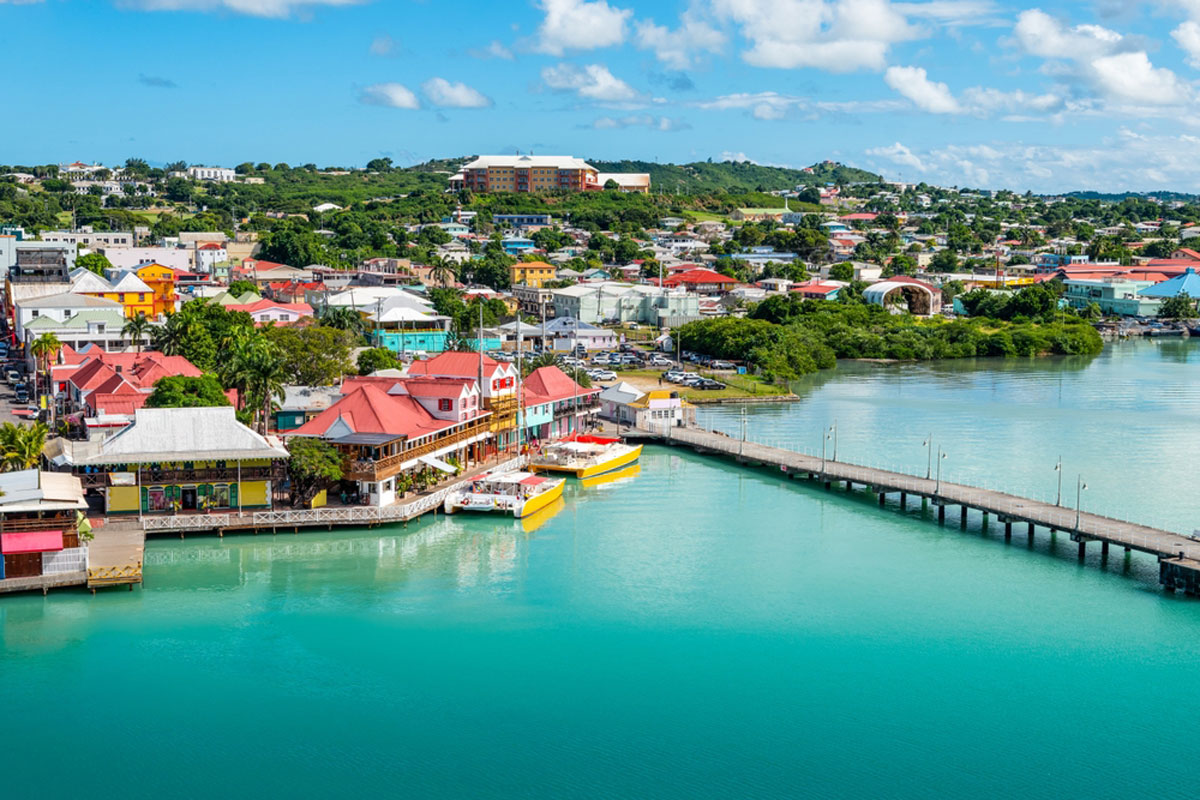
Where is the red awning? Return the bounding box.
[1,530,64,555]
[519,475,548,486]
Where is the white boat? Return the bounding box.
[443,471,565,518]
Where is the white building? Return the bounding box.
[194,242,228,274]
[186,166,236,182]
[40,229,134,248]
[101,246,193,271]
[15,293,124,342]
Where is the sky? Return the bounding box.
[4,0,1200,193]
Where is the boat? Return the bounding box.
[579,462,641,489]
[520,496,566,532]
[443,471,565,519]
[530,434,643,479]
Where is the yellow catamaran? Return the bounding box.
[444,471,565,519]
[531,434,643,479]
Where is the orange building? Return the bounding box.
[509,261,557,288]
[133,262,177,316]
[452,155,598,193]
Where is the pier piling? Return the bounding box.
[960,506,968,528]
[900,492,907,509]
[878,492,886,506]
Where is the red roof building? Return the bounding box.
[661,268,739,293]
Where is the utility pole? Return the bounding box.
[936,447,947,495]
[1055,456,1063,506]
[1075,475,1088,530]
[924,434,932,480]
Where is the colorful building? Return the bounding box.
[510,260,557,288]
[451,155,599,193]
[59,407,288,515]
[71,268,156,318]
[131,262,177,317]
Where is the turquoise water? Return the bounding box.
[3,340,1200,798]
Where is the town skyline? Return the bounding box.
[4,1,1200,193]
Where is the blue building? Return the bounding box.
[495,214,552,228]
[502,236,536,256]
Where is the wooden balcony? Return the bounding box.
[345,419,488,482]
[74,467,279,488]
[0,513,76,534]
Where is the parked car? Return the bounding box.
[590,369,617,381]
[14,387,28,403]
[619,343,636,353]
[663,370,684,382]
[697,379,726,390]
[5,370,19,385]
[648,355,672,367]
[710,360,735,370]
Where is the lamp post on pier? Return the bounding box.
[830,420,838,462]
[935,448,947,495]
[1075,475,1088,530]
[924,434,932,479]
[1055,456,1063,506]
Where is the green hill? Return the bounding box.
[587,159,882,193]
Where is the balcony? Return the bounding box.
[75,466,279,487]
[344,419,489,482]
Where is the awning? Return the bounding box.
[419,455,457,473]
[519,475,548,486]
[1,530,64,555]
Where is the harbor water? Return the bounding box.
[3,339,1200,798]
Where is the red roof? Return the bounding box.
[92,392,151,416]
[662,268,738,288]
[225,299,314,316]
[409,351,502,379]
[839,212,878,221]
[403,377,475,399]
[523,365,596,405]
[291,385,460,439]
[0,530,63,555]
[1172,248,1200,261]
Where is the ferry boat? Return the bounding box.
[443,471,565,519]
[530,434,643,479]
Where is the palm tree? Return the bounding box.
[428,256,457,288]
[319,305,366,337]
[221,333,285,433]
[152,312,186,355]
[122,312,152,354]
[0,422,48,471]
[30,332,61,422]
[521,351,559,377]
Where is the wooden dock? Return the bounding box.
[86,520,145,590]
[139,455,528,537]
[634,426,1200,595]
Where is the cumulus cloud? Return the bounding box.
[1172,20,1200,68]
[1012,9,1125,60]
[119,0,360,18]
[864,132,1200,192]
[421,78,493,108]
[884,65,960,113]
[591,114,690,131]
[541,62,639,102]
[359,82,420,109]
[531,0,631,55]
[1090,51,1190,105]
[635,9,725,69]
[697,91,806,119]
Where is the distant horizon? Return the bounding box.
[6,0,1200,194]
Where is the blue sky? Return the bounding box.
[4,0,1200,192]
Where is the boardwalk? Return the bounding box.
[637,426,1200,595]
[140,455,528,536]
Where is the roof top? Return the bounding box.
[524,365,595,404]
[18,292,123,310]
[462,155,596,171]
[71,407,288,465]
[290,384,460,440]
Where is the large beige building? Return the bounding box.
[450,155,649,194]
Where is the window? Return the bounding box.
[438,398,452,411]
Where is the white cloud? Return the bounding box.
[469,40,514,60]
[359,82,420,109]
[711,0,926,72]
[592,114,690,131]
[541,63,639,102]
[531,0,631,55]
[720,151,755,163]
[866,141,927,172]
[1012,9,1125,60]
[1090,51,1190,105]
[369,35,397,56]
[634,9,725,69]
[697,91,806,119]
[884,65,960,113]
[421,78,493,108]
[960,87,1063,114]
[119,0,360,17]
[864,133,1200,192]
[1172,21,1200,68]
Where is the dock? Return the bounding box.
[87,520,145,590]
[633,426,1200,595]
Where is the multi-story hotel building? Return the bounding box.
[452,155,598,193]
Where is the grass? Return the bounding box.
[610,368,793,403]
[684,211,732,223]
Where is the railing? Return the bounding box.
[142,456,528,533]
[345,421,489,481]
[76,467,278,487]
[0,515,75,533]
[644,425,1200,562]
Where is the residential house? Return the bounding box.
[662,268,739,294]
[224,298,314,326]
[509,260,557,288]
[195,242,228,274]
[274,386,343,432]
[408,351,520,449]
[71,268,156,319]
[521,365,600,442]
[15,292,125,343]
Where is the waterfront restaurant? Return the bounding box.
[0,470,87,581]
[53,407,289,515]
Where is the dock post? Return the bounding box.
[937,505,945,524]
[1078,540,1087,561]
[960,506,968,528]
[1004,521,1012,540]
[1101,541,1110,561]
[824,481,831,490]
[878,492,886,506]
[1027,522,1034,543]
[900,492,907,509]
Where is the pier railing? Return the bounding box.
[643,424,1200,563]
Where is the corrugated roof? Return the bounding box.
[73,407,288,464]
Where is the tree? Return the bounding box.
[76,252,112,277]
[221,332,287,433]
[357,347,400,375]
[319,305,366,337]
[145,375,232,408]
[228,279,259,296]
[30,333,61,420]
[365,157,394,172]
[828,262,854,282]
[1158,292,1197,319]
[122,312,153,354]
[0,422,48,471]
[428,256,457,288]
[929,249,959,272]
[285,437,344,508]
[262,323,355,386]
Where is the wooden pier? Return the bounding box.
[633,426,1200,596]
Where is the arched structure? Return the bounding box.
[863,279,942,316]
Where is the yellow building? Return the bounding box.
[510,260,557,288]
[59,407,289,515]
[70,267,157,318]
[133,262,178,317]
